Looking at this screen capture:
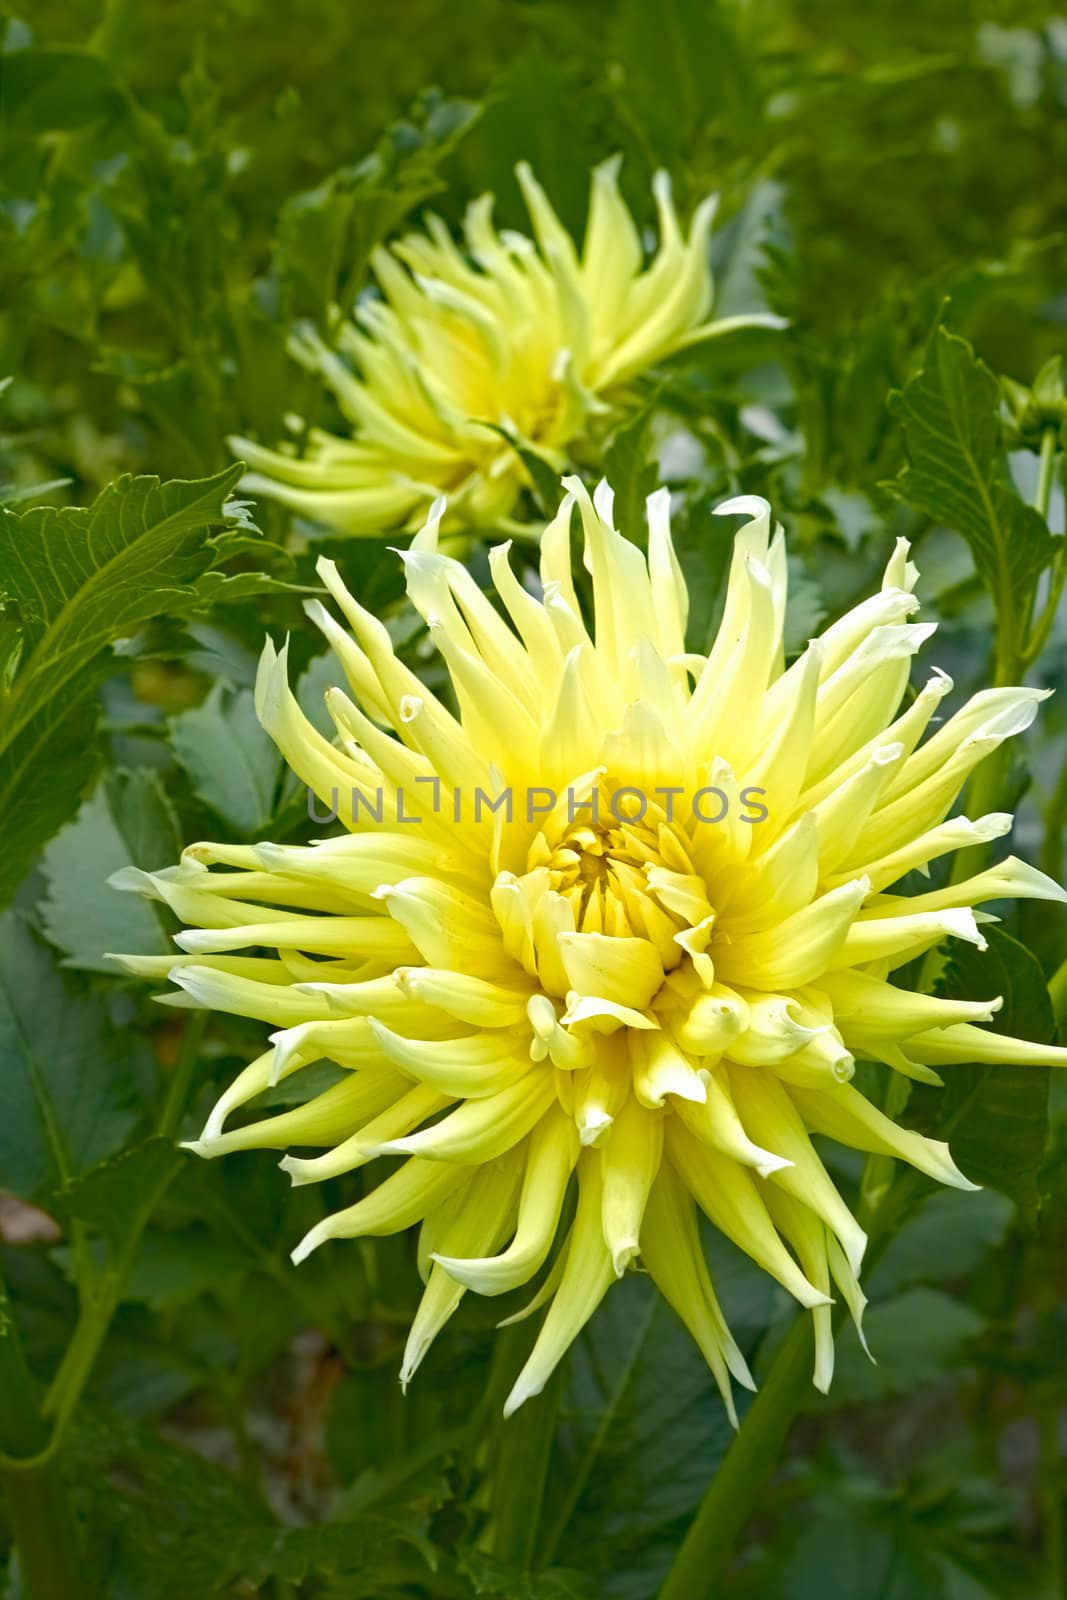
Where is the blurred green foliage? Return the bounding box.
[1,1,1066,1597]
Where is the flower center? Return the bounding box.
[491,788,719,1017]
[543,816,689,939]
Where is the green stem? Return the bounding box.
[657,1314,815,1600]
[42,1014,206,1434]
[1034,427,1058,523]
[1049,953,1067,1036]
[658,1167,919,1599]
[158,1010,207,1139]
[487,1329,567,1569]
[0,1266,87,1598]
[1023,434,1065,670]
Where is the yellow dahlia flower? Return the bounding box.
[229,160,780,537]
[112,482,1067,1420]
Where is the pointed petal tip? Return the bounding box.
[290,1229,323,1267]
[611,1241,640,1278]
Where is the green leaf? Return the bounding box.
[817,1287,984,1409]
[59,1138,180,1251]
[870,1187,1013,1298]
[120,1225,252,1311]
[611,0,758,160]
[0,465,242,749]
[481,422,562,517]
[0,910,152,1202]
[541,1272,736,1598]
[70,1410,441,1596]
[0,699,101,911]
[889,326,1056,642]
[0,48,124,138]
[0,466,256,903]
[274,90,480,323]
[40,769,182,972]
[906,927,1053,1218]
[458,1551,594,1599]
[603,395,661,542]
[170,680,282,835]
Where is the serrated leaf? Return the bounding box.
[0,468,243,713]
[541,1272,736,1599]
[906,927,1053,1217]
[0,697,100,908]
[0,910,152,1201]
[890,326,1056,639]
[40,768,182,972]
[458,1551,594,1599]
[59,1138,180,1250]
[170,680,282,834]
[0,467,261,902]
[70,1411,441,1597]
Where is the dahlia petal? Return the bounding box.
[281,1083,452,1185]
[370,1072,557,1163]
[820,970,1002,1037]
[823,812,1012,893]
[631,1031,709,1108]
[903,1023,1067,1068]
[761,1186,836,1392]
[641,1162,753,1427]
[668,1122,831,1309]
[833,906,987,970]
[433,1108,578,1295]
[402,1161,523,1387]
[191,1069,415,1161]
[393,966,531,1026]
[503,1155,615,1417]
[558,931,664,1010]
[715,878,870,990]
[789,1083,979,1190]
[727,1068,867,1275]
[673,1069,793,1180]
[601,1093,664,1274]
[291,1157,470,1263]
[366,1019,533,1098]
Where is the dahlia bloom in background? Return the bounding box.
[230,160,780,536]
[113,484,1067,1420]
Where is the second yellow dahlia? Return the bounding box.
[113,482,1066,1419]
[230,160,781,537]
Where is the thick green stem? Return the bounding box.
[657,1165,919,1599]
[1,1269,87,1599]
[658,1314,814,1600]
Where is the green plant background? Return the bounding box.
[1,2,1066,1597]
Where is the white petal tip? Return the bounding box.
[290,1235,320,1267]
[611,1242,640,1278]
